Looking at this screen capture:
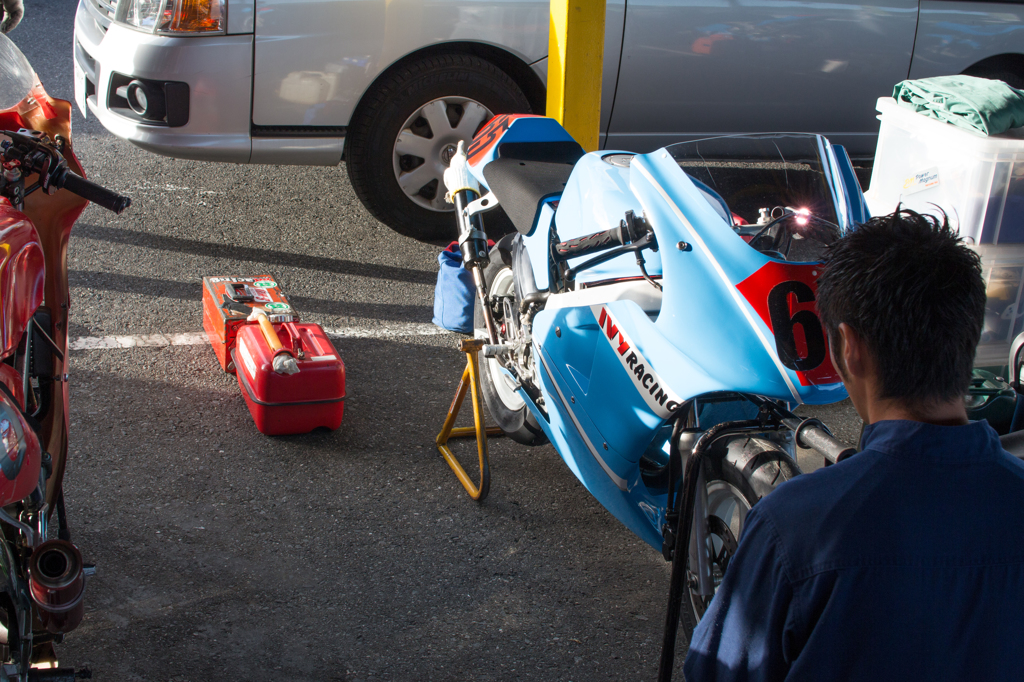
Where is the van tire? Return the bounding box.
[346,54,531,241]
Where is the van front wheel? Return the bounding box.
[346,54,531,241]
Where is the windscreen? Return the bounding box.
[668,134,844,263]
[0,33,36,112]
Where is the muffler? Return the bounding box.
[28,540,85,634]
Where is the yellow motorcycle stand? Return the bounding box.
[436,339,504,501]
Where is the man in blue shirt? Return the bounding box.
[683,208,1024,681]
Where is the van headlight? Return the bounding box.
[116,0,225,34]
[119,0,163,30]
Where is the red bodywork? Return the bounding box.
[0,162,46,509]
[233,322,345,435]
[0,389,42,507]
[1,87,89,509]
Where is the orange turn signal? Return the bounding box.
[159,0,224,33]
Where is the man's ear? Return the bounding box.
[837,323,868,378]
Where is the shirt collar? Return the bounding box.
[859,419,1003,461]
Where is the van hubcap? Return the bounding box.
[392,97,493,212]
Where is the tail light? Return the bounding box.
[29,540,85,634]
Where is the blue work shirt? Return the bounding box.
[683,419,1024,681]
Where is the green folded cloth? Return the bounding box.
[892,75,1024,136]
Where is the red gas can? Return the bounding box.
[232,322,345,435]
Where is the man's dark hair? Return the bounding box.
[816,207,986,404]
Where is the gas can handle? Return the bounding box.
[280,322,304,354]
[248,309,300,375]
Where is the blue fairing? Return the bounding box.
[634,149,848,406]
[467,117,854,549]
[526,150,848,545]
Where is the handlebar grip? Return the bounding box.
[795,419,857,464]
[554,225,625,260]
[57,170,131,215]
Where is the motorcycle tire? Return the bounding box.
[345,53,531,242]
[677,436,800,642]
[474,248,548,446]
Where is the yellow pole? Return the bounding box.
[547,0,606,152]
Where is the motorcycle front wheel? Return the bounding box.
[678,436,800,642]
[474,253,548,446]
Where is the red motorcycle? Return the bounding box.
[0,33,129,680]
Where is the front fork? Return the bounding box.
[451,188,498,344]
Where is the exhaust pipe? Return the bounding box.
[29,540,85,634]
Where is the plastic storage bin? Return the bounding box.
[865,97,1024,245]
[974,244,1024,367]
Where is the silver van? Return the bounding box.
[74,0,1024,239]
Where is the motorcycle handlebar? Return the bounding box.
[56,169,131,215]
[792,418,857,464]
[554,225,626,260]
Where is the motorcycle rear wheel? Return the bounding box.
[474,255,548,446]
[678,437,800,642]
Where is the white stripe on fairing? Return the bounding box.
[632,159,802,404]
[69,324,450,350]
[538,348,629,491]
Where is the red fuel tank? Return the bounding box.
[0,201,44,361]
[232,322,345,435]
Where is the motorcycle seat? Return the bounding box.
[482,140,585,236]
[999,430,1024,460]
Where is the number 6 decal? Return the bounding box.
[767,281,826,371]
[736,261,841,387]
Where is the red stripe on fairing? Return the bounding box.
[465,114,541,165]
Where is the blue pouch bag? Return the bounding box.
[432,242,475,333]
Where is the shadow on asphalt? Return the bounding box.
[68,269,434,323]
[74,223,437,286]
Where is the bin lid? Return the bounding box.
[876,97,1024,151]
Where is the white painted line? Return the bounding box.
[321,323,451,339]
[70,332,209,350]
[68,323,451,351]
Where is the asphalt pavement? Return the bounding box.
[9,7,861,681]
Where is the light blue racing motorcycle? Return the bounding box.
[442,116,867,679]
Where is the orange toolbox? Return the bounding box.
[202,275,297,373]
[233,322,346,435]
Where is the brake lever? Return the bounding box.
[1,129,66,198]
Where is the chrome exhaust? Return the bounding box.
[29,540,85,634]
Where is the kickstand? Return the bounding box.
[435,339,504,501]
